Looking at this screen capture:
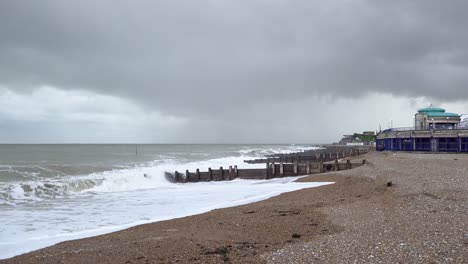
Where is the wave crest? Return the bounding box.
[0,178,100,205]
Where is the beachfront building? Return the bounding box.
[414,107,461,130]
[376,107,468,152]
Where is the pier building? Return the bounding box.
[376,107,468,152]
[414,107,460,130]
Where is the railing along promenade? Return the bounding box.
[383,127,468,132]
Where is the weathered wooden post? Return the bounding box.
[185,170,190,183]
[232,165,238,180]
[175,171,179,183]
[266,162,270,179]
[347,160,351,170]
[220,166,224,181]
[271,162,276,177]
[334,159,339,171]
[196,169,200,181]
[229,166,233,180]
[280,162,284,177]
[329,152,332,160]
[306,161,311,174]
[294,161,298,175]
[208,168,212,181]
[319,161,324,173]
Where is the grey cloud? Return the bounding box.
[1,1,468,119]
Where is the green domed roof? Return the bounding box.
[418,107,445,113]
[417,107,460,117]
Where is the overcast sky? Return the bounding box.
[1,0,468,143]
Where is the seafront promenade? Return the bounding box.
[3,152,467,263]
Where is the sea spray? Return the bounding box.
[0,144,325,259]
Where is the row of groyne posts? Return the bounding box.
[165,146,372,183]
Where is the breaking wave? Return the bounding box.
[0,178,98,205]
[0,156,264,206]
[237,145,321,156]
[0,145,319,206]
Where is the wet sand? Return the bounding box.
[3,152,468,263]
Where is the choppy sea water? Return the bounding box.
[0,144,332,259]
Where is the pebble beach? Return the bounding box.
[3,151,468,263]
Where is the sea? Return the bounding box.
[0,144,332,259]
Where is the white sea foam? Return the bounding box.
[238,145,321,156]
[0,176,333,259]
[0,155,266,203]
[0,145,329,259]
[86,155,266,193]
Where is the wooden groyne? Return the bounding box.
[165,145,371,183]
[165,159,367,183]
[245,145,372,164]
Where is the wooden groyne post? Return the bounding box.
[266,162,270,179]
[167,159,367,183]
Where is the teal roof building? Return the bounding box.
[415,107,461,130]
[376,106,466,152]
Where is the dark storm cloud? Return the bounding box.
[1,0,468,117]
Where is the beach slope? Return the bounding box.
[3,152,468,263]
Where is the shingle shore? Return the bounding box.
[3,152,467,263]
[266,152,468,263]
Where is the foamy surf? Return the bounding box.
[0,177,333,259]
[0,155,266,204]
[0,144,326,259]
